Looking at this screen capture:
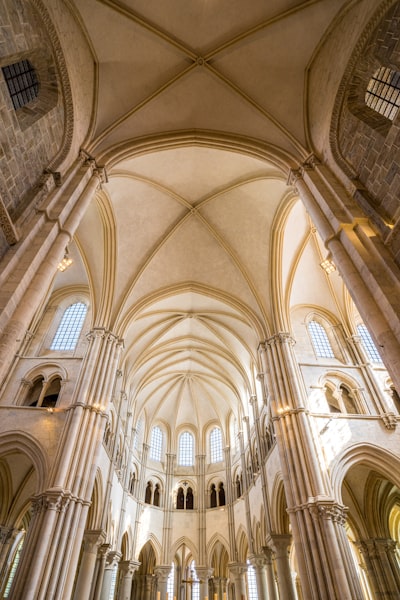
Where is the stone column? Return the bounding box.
[118,560,140,600]
[289,157,400,391]
[73,530,105,600]
[93,543,111,600]
[160,453,176,565]
[196,567,213,600]
[261,547,278,600]
[155,565,172,600]
[260,335,364,599]
[268,536,296,600]
[228,563,247,600]
[144,573,154,600]
[0,155,105,383]
[224,446,238,563]
[357,538,400,598]
[248,555,269,600]
[100,551,121,600]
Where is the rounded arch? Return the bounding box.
[331,443,400,501]
[0,432,49,491]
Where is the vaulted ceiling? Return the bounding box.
[52,0,359,436]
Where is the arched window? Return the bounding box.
[210,427,223,463]
[365,66,400,121]
[41,377,61,408]
[50,302,87,351]
[2,60,39,110]
[178,431,194,466]
[236,473,242,499]
[24,376,44,406]
[308,320,334,358]
[357,324,383,363]
[150,426,163,461]
[176,487,185,509]
[129,472,136,495]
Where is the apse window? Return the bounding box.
[150,426,163,461]
[50,302,87,350]
[2,59,39,110]
[357,324,383,363]
[178,431,194,466]
[365,67,400,120]
[210,427,223,463]
[308,320,335,359]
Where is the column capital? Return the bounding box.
[228,562,247,577]
[261,546,275,564]
[305,499,348,526]
[31,488,72,515]
[265,332,295,347]
[154,565,172,582]
[248,554,267,569]
[120,559,141,577]
[195,566,214,580]
[105,550,122,568]
[267,534,292,557]
[82,529,106,553]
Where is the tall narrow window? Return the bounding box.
[150,426,163,461]
[50,302,87,350]
[357,324,383,363]
[2,60,39,110]
[3,537,24,598]
[167,563,175,598]
[308,320,334,358]
[210,427,223,463]
[365,67,400,121]
[190,561,200,600]
[246,560,258,600]
[178,432,194,466]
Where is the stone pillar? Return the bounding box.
[0,156,105,383]
[248,555,269,600]
[100,551,121,600]
[160,453,176,565]
[224,447,238,563]
[196,567,213,600]
[268,536,296,600]
[289,157,400,391]
[155,565,172,600]
[144,573,154,600]
[357,538,400,598]
[93,543,111,600]
[118,560,140,600]
[228,563,247,600]
[259,335,364,599]
[261,547,278,600]
[73,530,105,600]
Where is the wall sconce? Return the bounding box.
[57,248,73,272]
[320,258,336,274]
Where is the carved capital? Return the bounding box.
[381,413,397,430]
[307,499,348,526]
[265,332,295,347]
[31,489,72,515]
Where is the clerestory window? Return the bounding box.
[178,431,194,466]
[210,426,223,463]
[50,302,87,351]
[150,426,163,461]
[2,59,39,110]
[357,323,383,363]
[365,66,400,121]
[308,320,335,359]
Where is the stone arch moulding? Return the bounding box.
[331,442,400,501]
[0,431,49,491]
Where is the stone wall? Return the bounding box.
[0,0,64,223]
[336,1,400,224]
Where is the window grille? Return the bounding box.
[167,563,175,598]
[4,538,24,598]
[210,427,223,463]
[365,67,400,120]
[308,320,335,358]
[108,565,118,600]
[357,324,383,363]
[50,302,87,350]
[246,560,258,600]
[150,426,163,461]
[178,432,194,466]
[190,561,200,600]
[2,60,39,110]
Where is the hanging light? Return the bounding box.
[320,258,336,274]
[57,248,73,272]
